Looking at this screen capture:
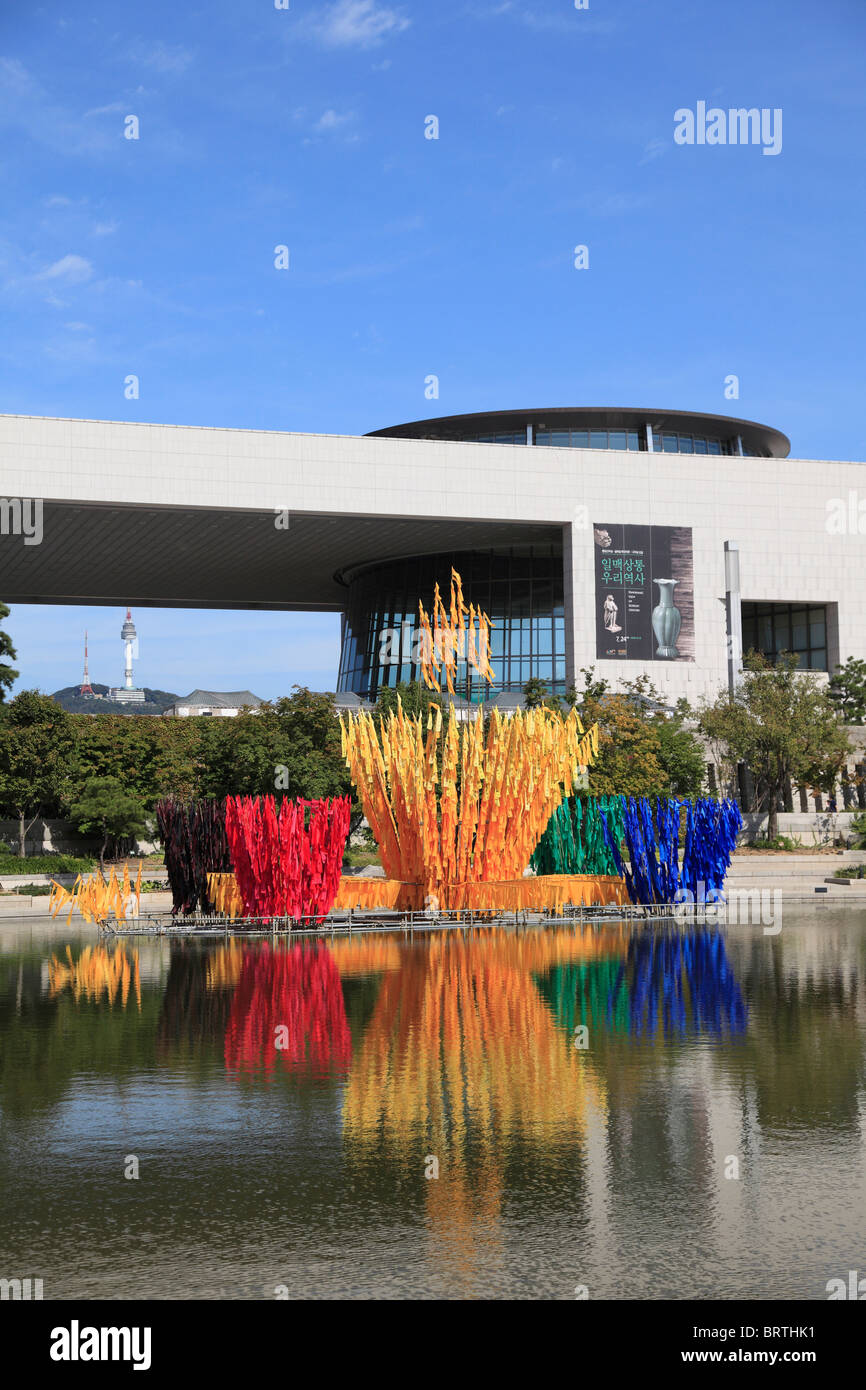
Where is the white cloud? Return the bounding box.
[639,137,667,165]
[92,220,118,236]
[34,254,94,284]
[128,40,193,75]
[309,1,410,48]
[83,102,126,119]
[314,108,355,132]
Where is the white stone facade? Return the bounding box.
[1,412,864,704]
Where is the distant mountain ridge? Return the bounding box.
[50,684,179,715]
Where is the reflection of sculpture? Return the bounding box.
[651,578,682,658]
[224,943,351,1077]
[602,594,621,632]
[48,944,141,1010]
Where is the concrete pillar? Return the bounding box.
[724,541,743,695]
[562,522,576,693]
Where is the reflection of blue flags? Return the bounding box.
[540,927,748,1041]
[608,928,748,1039]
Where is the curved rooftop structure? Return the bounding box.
[368,407,790,459]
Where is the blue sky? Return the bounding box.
[2,0,864,698]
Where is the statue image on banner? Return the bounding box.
[593,523,694,661]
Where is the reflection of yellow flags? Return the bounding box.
[48,944,141,1010]
[48,863,142,926]
[340,702,599,910]
[341,926,619,1286]
[343,928,612,1153]
[205,938,246,990]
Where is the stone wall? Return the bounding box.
[0,818,159,857]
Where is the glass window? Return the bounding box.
[708,440,721,455]
[571,429,589,448]
[694,438,707,454]
[773,619,791,652]
[663,434,678,452]
[535,431,550,446]
[550,431,569,447]
[741,603,829,673]
[627,431,640,450]
[609,431,626,450]
[590,430,607,449]
[791,610,808,648]
[652,434,663,451]
[678,436,694,453]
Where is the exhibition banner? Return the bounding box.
[594,523,694,661]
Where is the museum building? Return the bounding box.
[338,407,831,703]
[0,406,860,710]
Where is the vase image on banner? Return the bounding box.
[652,579,682,658]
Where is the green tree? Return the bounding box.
[196,687,363,830]
[0,691,73,857]
[618,676,706,798]
[522,677,551,709]
[0,602,18,700]
[70,713,200,808]
[375,680,444,721]
[569,668,705,798]
[69,776,147,875]
[698,652,851,840]
[653,708,707,798]
[828,656,866,725]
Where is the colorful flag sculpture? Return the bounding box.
[599,796,742,906]
[340,701,599,910]
[48,862,142,926]
[156,797,232,915]
[417,567,496,694]
[531,794,626,877]
[223,794,351,921]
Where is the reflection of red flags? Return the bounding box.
[224,795,350,920]
[225,943,351,1077]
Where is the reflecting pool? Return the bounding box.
[1,908,864,1299]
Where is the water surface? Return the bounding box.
[1,908,864,1299]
